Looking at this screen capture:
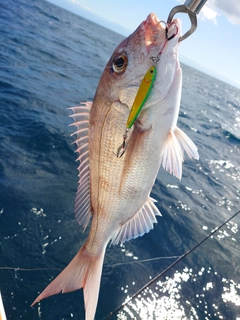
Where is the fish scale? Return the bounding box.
[90,104,126,212]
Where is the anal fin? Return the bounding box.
[111,198,161,245]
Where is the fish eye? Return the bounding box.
[112,54,128,74]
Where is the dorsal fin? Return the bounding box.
[111,197,161,245]
[69,102,92,231]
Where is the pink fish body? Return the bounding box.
[32,13,199,320]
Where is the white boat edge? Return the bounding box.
[0,291,7,320]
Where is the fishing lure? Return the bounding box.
[117,66,156,158]
[126,66,156,128]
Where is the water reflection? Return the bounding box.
[117,266,240,320]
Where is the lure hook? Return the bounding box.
[117,129,128,158]
[150,21,178,63]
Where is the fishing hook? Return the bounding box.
[150,20,178,63]
[116,129,128,158]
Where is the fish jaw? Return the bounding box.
[143,13,180,52]
[141,13,166,50]
[135,13,181,63]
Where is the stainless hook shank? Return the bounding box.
[184,0,208,14]
[167,0,208,41]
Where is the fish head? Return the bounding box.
[96,13,181,112]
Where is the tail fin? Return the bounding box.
[31,245,105,320]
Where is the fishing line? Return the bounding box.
[0,256,180,272]
[0,267,62,272]
[0,62,124,71]
[104,208,240,320]
[0,65,85,70]
[106,255,180,268]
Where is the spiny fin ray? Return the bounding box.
[111,197,161,245]
[69,102,92,230]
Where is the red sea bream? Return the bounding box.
[32,13,199,320]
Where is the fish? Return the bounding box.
[31,12,199,320]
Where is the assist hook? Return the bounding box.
[167,0,208,41]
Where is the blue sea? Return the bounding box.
[0,0,240,319]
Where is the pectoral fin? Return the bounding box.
[174,127,199,160]
[160,127,199,180]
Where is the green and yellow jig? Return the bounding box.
[126,66,157,129]
[117,66,157,158]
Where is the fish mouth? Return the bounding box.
[143,13,180,48]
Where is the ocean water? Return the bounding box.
[0,0,240,319]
